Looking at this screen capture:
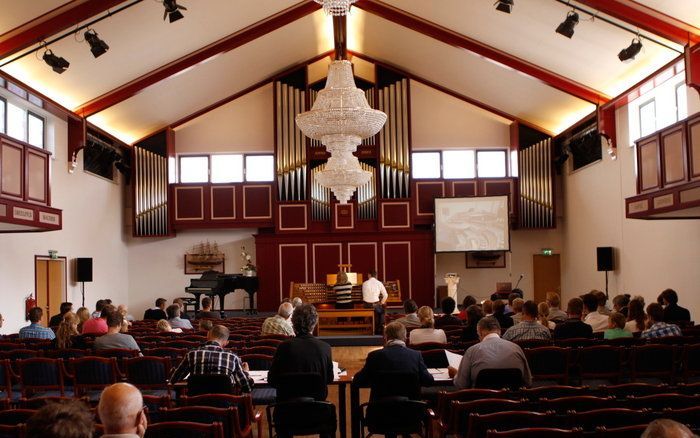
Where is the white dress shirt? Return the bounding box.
[362,277,387,304]
[584,311,609,333]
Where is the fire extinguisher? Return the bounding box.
[25,294,37,321]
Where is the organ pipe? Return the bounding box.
[134,145,168,236]
[518,138,554,228]
[378,78,410,199]
[275,81,307,201]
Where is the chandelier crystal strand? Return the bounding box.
[314,0,358,16]
[296,60,387,204]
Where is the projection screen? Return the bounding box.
[434,196,510,252]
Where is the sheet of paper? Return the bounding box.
[248,370,268,384]
[445,349,463,369]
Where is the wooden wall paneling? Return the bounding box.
[210,185,236,220]
[480,178,516,215]
[25,149,48,205]
[382,241,412,299]
[660,125,688,186]
[312,243,343,283]
[278,244,308,303]
[333,202,354,230]
[687,115,700,180]
[0,140,24,200]
[243,185,272,220]
[637,136,661,192]
[380,201,410,230]
[278,203,308,231]
[414,181,445,216]
[174,186,205,221]
[452,180,478,198]
[409,235,436,306]
[347,242,379,279]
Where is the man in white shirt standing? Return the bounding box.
[362,270,387,334]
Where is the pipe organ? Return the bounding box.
[311,162,332,221]
[133,145,169,236]
[518,138,554,228]
[356,161,377,220]
[378,78,410,199]
[275,81,307,202]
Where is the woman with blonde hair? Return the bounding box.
[537,302,556,330]
[156,319,182,333]
[75,307,90,333]
[408,306,447,345]
[55,312,85,349]
[334,270,353,309]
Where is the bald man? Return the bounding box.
[642,419,695,438]
[98,383,147,438]
[261,302,295,336]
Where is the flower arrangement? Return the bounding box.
[240,246,256,272]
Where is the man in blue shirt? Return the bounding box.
[19,307,55,340]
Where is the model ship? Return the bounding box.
[187,241,225,269]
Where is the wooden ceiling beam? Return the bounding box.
[75,0,321,117]
[333,16,347,60]
[0,0,128,60]
[574,0,700,46]
[354,0,610,104]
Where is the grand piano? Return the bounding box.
[186,271,258,314]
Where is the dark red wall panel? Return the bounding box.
[278,244,308,302]
[333,203,354,230]
[243,185,272,219]
[278,204,307,231]
[312,243,343,283]
[415,181,444,216]
[382,241,412,300]
[347,242,378,279]
[452,181,477,197]
[381,202,410,229]
[175,187,204,220]
[211,186,235,220]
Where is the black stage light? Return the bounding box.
[494,0,513,13]
[42,49,70,74]
[618,37,643,62]
[556,11,579,38]
[163,0,187,23]
[84,29,109,58]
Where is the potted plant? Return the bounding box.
[240,246,256,277]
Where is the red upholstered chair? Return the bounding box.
[630,344,678,383]
[681,343,700,382]
[625,393,700,411]
[0,424,26,438]
[238,354,272,371]
[658,406,700,430]
[519,385,589,401]
[420,349,449,368]
[0,409,37,425]
[435,388,513,432]
[69,357,120,398]
[123,356,172,395]
[16,358,67,398]
[409,342,449,351]
[525,347,571,384]
[247,339,283,348]
[144,421,224,438]
[240,346,276,357]
[20,396,88,409]
[487,428,583,438]
[150,406,255,438]
[0,360,14,404]
[538,396,616,414]
[567,408,654,431]
[599,382,671,399]
[467,411,554,438]
[178,393,261,438]
[141,347,186,362]
[594,424,648,438]
[576,346,623,385]
[448,398,525,437]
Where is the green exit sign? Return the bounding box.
[542,248,553,256]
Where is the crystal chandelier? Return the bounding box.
[314,0,357,16]
[296,60,386,204]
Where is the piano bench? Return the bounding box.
[178,297,198,315]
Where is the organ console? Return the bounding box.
[186,271,258,314]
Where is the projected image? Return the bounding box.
[435,196,510,252]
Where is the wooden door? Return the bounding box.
[533,254,561,304]
[35,257,66,326]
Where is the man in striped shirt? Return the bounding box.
[19,307,55,340]
[170,325,254,393]
[641,303,682,339]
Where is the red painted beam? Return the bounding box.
[75,0,321,117]
[354,0,610,105]
[0,0,128,60]
[686,44,700,95]
[575,0,700,46]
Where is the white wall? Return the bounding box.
[0,115,129,334]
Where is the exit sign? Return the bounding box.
[542,248,553,256]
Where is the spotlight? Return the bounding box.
[42,49,69,74]
[494,0,513,13]
[556,10,579,38]
[84,29,109,58]
[163,0,187,22]
[618,37,643,62]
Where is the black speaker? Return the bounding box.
[76,258,93,282]
[596,247,614,272]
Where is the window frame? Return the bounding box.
[441,149,476,179]
[178,153,275,183]
[243,153,275,182]
[638,98,657,138]
[675,82,687,122]
[178,154,210,184]
[475,149,508,178]
[410,151,443,180]
[0,96,6,134]
[410,148,510,180]
[27,111,45,148]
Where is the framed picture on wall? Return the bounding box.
[466,251,506,269]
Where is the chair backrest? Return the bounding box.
[187,374,235,397]
[70,357,120,395]
[658,406,700,429]
[238,354,272,371]
[267,400,336,437]
[525,347,570,384]
[682,343,700,379]
[17,358,65,397]
[519,385,589,401]
[594,424,648,438]
[451,398,524,436]
[364,399,430,436]
[539,396,615,413]
[468,410,553,438]
[409,342,448,351]
[577,346,622,380]
[630,344,677,381]
[599,382,671,398]
[142,395,172,412]
[435,388,513,425]
[19,396,88,409]
[141,347,186,361]
[474,368,523,390]
[515,339,552,349]
[0,360,13,401]
[240,346,276,356]
[178,394,254,432]
[150,406,238,438]
[626,393,700,410]
[94,348,140,359]
[144,421,223,438]
[568,408,652,431]
[0,409,37,425]
[124,356,171,389]
[369,371,421,401]
[248,338,284,347]
[0,424,26,438]
[487,428,583,438]
[420,349,449,368]
[271,372,326,402]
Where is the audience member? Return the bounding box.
[482,299,493,316]
[291,297,303,309]
[492,300,514,329]
[457,295,477,321]
[546,292,567,323]
[26,399,94,438]
[435,297,462,328]
[462,304,485,341]
[641,419,695,438]
[199,319,214,332]
[172,298,191,321]
[166,304,193,330]
[604,312,632,340]
[156,319,182,333]
[118,304,135,322]
[354,321,434,399]
[582,293,608,333]
[76,307,90,332]
[0,312,3,333]
[143,298,167,321]
[197,297,221,319]
[537,302,556,329]
[641,303,682,339]
[396,299,421,328]
[261,302,295,336]
[49,302,73,327]
[19,307,55,340]
[593,290,611,316]
[504,293,519,316]
[170,325,253,392]
[510,298,525,324]
[612,294,631,317]
[55,312,88,349]
[92,300,107,319]
[449,316,532,388]
[94,311,141,352]
[362,269,387,334]
[503,300,551,341]
[553,298,593,339]
[408,306,447,344]
[334,270,353,309]
[82,304,113,335]
[98,383,148,438]
[625,298,646,333]
[659,288,691,323]
[268,304,334,399]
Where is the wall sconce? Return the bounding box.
[69,146,84,174]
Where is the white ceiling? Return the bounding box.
[0,0,693,143]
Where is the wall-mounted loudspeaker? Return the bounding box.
[596,247,614,272]
[76,258,93,282]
